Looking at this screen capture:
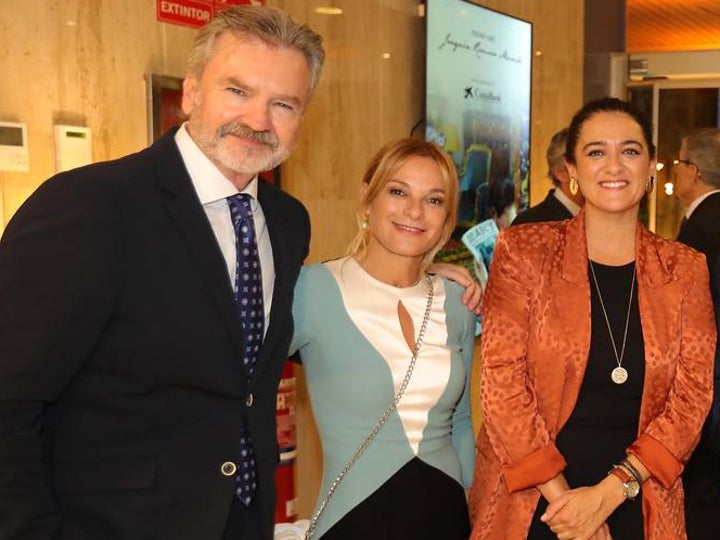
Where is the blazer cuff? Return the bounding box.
[502,444,567,492]
[627,434,682,489]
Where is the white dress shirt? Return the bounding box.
[174,124,274,332]
[553,188,582,216]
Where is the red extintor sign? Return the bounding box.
[156,0,213,29]
[156,0,266,30]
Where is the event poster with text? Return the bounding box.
[426,0,531,242]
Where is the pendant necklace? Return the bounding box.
[589,261,636,385]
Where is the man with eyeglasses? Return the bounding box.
[674,127,720,540]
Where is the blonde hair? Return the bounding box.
[187,6,325,92]
[347,138,459,269]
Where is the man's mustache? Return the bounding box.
[218,123,278,148]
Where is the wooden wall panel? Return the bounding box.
[272,0,425,266]
[0,0,196,235]
[627,0,720,53]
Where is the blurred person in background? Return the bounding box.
[513,128,584,225]
[673,127,720,540]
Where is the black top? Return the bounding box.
[529,261,645,539]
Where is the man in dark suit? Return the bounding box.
[674,127,720,540]
[512,128,584,225]
[0,6,324,540]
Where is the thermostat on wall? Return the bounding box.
[54,124,93,172]
[0,121,29,172]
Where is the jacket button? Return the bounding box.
[246,393,254,407]
[221,461,237,476]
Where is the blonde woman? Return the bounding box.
[291,138,475,539]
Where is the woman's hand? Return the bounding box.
[426,262,482,313]
[541,475,625,540]
[589,523,612,540]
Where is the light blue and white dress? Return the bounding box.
[290,256,475,539]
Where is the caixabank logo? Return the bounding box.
[463,87,502,103]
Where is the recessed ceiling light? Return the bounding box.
[315,7,343,15]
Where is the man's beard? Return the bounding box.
[191,119,292,175]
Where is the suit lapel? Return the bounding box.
[250,181,293,385]
[635,224,680,431]
[152,132,248,387]
[553,213,592,424]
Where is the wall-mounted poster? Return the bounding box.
[426,0,532,270]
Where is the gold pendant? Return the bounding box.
[611,366,628,384]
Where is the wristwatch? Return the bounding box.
[609,466,640,500]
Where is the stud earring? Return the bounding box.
[361,219,368,231]
[569,177,579,196]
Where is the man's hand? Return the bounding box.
[427,262,482,314]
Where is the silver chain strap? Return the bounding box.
[304,275,435,540]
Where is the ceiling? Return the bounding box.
[626,0,720,52]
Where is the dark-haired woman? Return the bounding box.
[469,97,716,540]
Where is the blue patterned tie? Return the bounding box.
[228,193,264,506]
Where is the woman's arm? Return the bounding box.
[628,257,715,488]
[288,266,312,357]
[450,287,478,487]
[480,231,567,491]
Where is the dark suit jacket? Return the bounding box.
[677,191,720,450]
[677,191,720,267]
[677,191,720,539]
[511,189,573,226]
[0,129,310,540]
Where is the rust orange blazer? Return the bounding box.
[469,213,716,540]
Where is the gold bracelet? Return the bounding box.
[620,458,643,484]
[608,466,641,500]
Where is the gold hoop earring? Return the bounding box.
[569,177,579,196]
[646,176,655,193]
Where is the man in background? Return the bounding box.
[512,128,584,225]
[0,6,323,540]
[674,127,720,540]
